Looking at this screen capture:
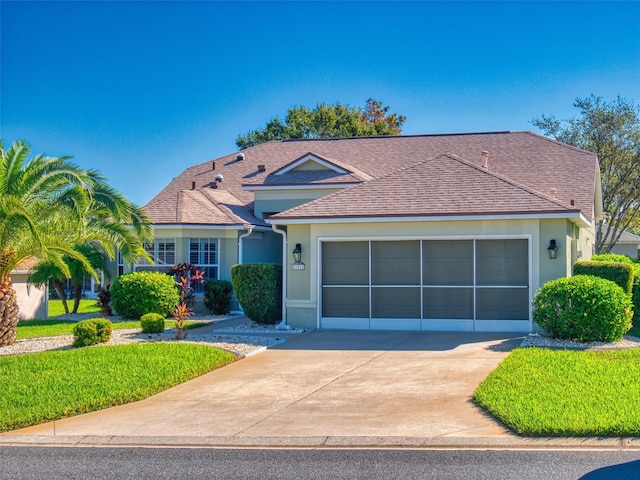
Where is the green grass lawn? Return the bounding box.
[48,299,101,317]
[17,318,205,340]
[473,347,640,437]
[0,343,236,432]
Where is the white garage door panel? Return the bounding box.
[321,318,371,330]
[370,318,422,331]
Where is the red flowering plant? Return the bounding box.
[169,262,205,339]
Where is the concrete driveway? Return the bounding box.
[4,330,539,448]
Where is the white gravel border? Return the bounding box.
[2,314,298,358]
[521,333,640,350]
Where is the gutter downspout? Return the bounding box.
[271,223,291,330]
[233,225,255,315]
[238,225,255,265]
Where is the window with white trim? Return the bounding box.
[135,239,176,272]
[189,238,219,292]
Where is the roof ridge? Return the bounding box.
[523,131,599,157]
[279,131,513,143]
[442,152,577,211]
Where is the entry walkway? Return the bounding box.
[1,330,633,449]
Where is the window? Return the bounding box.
[189,238,219,292]
[117,250,125,276]
[135,239,176,272]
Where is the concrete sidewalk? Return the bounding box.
[2,330,638,450]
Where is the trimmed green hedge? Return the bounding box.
[533,275,633,342]
[231,264,282,324]
[573,261,634,294]
[111,271,180,319]
[204,279,233,315]
[585,256,640,329]
[591,253,634,264]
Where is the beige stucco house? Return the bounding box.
[602,227,640,260]
[12,257,48,320]
[127,131,602,333]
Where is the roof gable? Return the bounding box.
[269,153,580,221]
[274,153,349,175]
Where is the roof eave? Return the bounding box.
[269,211,591,228]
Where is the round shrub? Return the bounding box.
[111,271,179,319]
[231,264,282,324]
[73,318,113,347]
[204,279,233,315]
[533,275,633,342]
[140,312,165,333]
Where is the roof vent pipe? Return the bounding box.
[481,151,489,169]
[212,162,215,170]
[550,188,557,197]
[191,181,196,190]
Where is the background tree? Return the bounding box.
[532,95,640,253]
[29,243,107,315]
[236,98,406,149]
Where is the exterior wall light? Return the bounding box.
[292,243,305,270]
[548,239,559,259]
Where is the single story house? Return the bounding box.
[602,227,640,260]
[115,131,602,333]
[12,257,48,320]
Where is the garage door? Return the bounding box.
[320,239,530,332]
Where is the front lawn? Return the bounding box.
[48,299,101,317]
[17,319,205,340]
[474,347,640,436]
[0,343,236,432]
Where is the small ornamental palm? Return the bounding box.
[171,262,205,339]
[171,303,193,339]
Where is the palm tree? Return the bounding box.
[0,140,96,345]
[0,139,152,345]
[29,243,107,315]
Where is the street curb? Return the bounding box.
[1,435,640,450]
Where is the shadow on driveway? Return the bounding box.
[273,329,524,353]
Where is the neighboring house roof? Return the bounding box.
[12,257,39,272]
[144,131,600,226]
[602,226,640,246]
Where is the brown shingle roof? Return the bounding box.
[144,131,599,225]
[269,153,581,220]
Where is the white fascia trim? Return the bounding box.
[275,154,349,175]
[270,211,591,227]
[243,183,359,192]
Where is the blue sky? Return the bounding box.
[2,1,639,206]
